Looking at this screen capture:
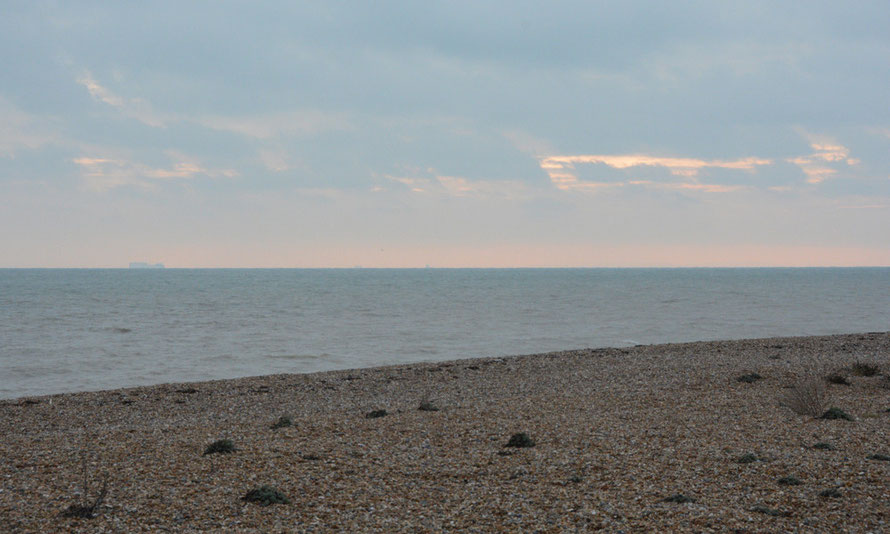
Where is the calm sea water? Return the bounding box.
[1,268,888,399]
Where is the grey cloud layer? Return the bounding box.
[1,1,888,265]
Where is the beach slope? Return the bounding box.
[2,332,889,532]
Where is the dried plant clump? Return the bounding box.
[62,477,108,519]
[818,488,841,499]
[365,409,388,419]
[777,476,802,486]
[867,453,890,461]
[819,407,853,421]
[812,442,834,450]
[61,457,108,519]
[505,432,535,448]
[271,415,292,429]
[736,373,764,384]
[780,374,828,417]
[203,439,235,455]
[243,485,290,506]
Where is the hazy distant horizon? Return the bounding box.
[3,265,889,270]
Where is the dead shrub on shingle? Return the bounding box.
[781,372,829,418]
[61,453,109,519]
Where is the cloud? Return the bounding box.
[436,175,531,198]
[538,153,770,193]
[258,148,292,172]
[543,154,771,174]
[73,152,236,191]
[76,72,167,127]
[0,97,56,157]
[786,137,859,184]
[195,110,353,139]
[76,72,354,142]
[380,170,531,199]
[627,180,745,193]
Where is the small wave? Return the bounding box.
[266,353,330,361]
[203,353,236,362]
[111,327,132,334]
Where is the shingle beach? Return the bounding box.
[2,332,889,532]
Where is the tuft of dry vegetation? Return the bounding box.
[61,455,108,519]
[781,373,829,417]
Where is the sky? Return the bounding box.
[1,1,889,267]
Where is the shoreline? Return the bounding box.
[6,330,888,404]
[2,332,889,532]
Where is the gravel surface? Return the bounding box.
[2,332,889,532]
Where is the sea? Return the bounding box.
[1,268,888,400]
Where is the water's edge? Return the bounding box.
[5,330,888,403]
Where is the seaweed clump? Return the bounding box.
[418,400,440,412]
[203,439,235,455]
[849,360,880,377]
[736,373,763,384]
[819,407,853,421]
[505,433,535,448]
[819,488,842,499]
[661,494,696,504]
[825,373,851,386]
[271,416,292,429]
[243,485,290,506]
[751,505,791,517]
[735,453,759,464]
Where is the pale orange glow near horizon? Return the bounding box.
[22,243,883,269]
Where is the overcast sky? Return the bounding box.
[2,1,889,267]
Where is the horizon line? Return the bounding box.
[2,265,889,270]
